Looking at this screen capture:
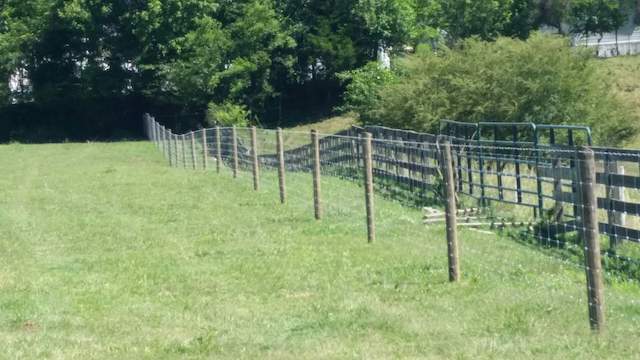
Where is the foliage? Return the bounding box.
[504,0,542,39]
[0,0,50,105]
[207,101,252,127]
[157,17,230,107]
[0,0,639,138]
[357,34,638,144]
[336,62,397,124]
[568,0,625,38]
[538,0,571,30]
[353,0,417,48]
[438,0,515,40]
[602,55,640,146]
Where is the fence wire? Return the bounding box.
[144,114,640,333]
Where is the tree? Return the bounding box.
[505,0,541,39]
[222,0,296,114]
[353,0,417,51]
[336,61,396,124]
[611,0,636,55]
[3,0,637,139]
[569,0,622,45]
[538,0,571,32]
[413,0,443,46]
[439,0,514,41]
[157,17,230,107]
[0,0,50,105]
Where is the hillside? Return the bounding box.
[0,141,639,358]
[604,55,640,147]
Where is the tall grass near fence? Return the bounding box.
[146,114,640,333]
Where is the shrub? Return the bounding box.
[336,62,397,125]
[348,33,637,144]
[206,101,251,127]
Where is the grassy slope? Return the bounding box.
[286,114,357,134]
[602,55,640,147]
[0,142,639,359]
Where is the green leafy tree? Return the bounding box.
[504,0,541,39]
[221,0,296,114]
[158,17,230,107]
[353,0,417,50]
[129,0,222,101]
[138,0,296,118]
[337,62,397,124]
[0,0,50,104]
[413,0,443,46]
[538,0,571,32]
[569,0,622,43]
[3,0,637,139]
[611,0,636,54]
[439,0,514,40]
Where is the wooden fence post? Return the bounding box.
[160,126,166,157]
[363,133,376,243]
[311,130,322,220]
[356,134,362,168]
[216,126,222,173]
[351,137,359,168]
[251,126,260,191]
[202,128,208,170]
[191,132,197,170]
[164,127,170,160]
[232,126,239,178]
[144,115,149,139]
[606,160,626,252]
[152,121,158,146]
[155,122,160,147]
[154,122,160,148]
[167,129,174,167]
[159,125,165,157]
[277,128,287,204]
[173,134,179,167]
[551,157,564,222]
[164,128,171,163]
[440,139,460,282]
[578,146,605,332]
[181,134,187,168]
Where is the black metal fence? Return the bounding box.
[145,115,640,278]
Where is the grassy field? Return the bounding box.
[602,55,640,147]
[286,114,356,135]
[1,141,640,359]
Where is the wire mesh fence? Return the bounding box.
[144,114,640,333]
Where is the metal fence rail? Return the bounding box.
[144,115,640,254]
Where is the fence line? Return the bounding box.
[144,114,640,332]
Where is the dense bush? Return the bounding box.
[348,34,637,144]
[336,62,397,124]
[2,1,637,139]
[0,96,153,143]
[206,102,252,127]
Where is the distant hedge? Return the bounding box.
[0,96,201,143]
[343,33,638,144]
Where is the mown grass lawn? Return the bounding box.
[602,55,640,147]
[1,141,639,359]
